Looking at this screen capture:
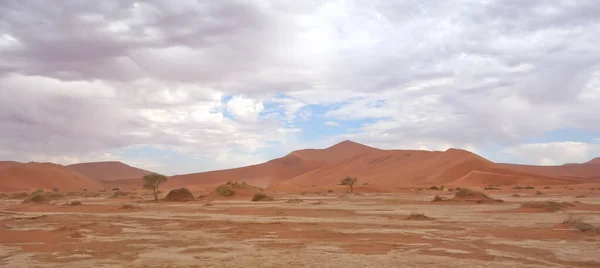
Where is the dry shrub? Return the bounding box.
[164,188,195,202]
[562,215,600,233]
[120,204,140,210]
[543,186,551,189]
[455,188,490,199]
[252,193,274,201]
[216,185,235,197]
[520,201,574,212]
[536,191,544,195]
[22,194,49,204]
[432,195,444,202]
[286,198,304,203]
[69,201,82,206]
[10,192,28,199]
[484,185,501,190]
[66,192,81,197]
[405,212,434,221]
[0,193,7,199]
[69,232,84,239]
[524,186,535,189]
[31,189,44,195]
[575,195,586,198]
[429,186,440,190]
[203,202,213,207]
[111,191,129,198]
[511,194,521,197]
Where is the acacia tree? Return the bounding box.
[340,177,358,193]
[143,173,168,201]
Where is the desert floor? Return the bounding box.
[1,189,600,268]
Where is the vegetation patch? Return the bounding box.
[120,204,140,210]
[484,186,501,190]
[562,215,600,233]
[10,192,29,199]
[252,193,274,202]
[524,186,535,189]
[22,194,49,204]
[286,198,304,203]
[111,191,129,198]
[455,188,490,199]
[69,201,82,206]
[431,195,445,202]
[520,201,574,212]
[216,185,236,197]
[535,191,544,195]
[405,211,434,221]
[164,188,195,202]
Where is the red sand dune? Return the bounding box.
[2,140,598,192]
[165,153,323,189]
[0,162,103,192]
[67,161,151,181]
[497,161,600,180]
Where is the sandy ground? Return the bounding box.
[1,189,599,268]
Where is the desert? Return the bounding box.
[1,141,600,267]
[2,1,600,267]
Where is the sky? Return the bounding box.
[1,0,600,175]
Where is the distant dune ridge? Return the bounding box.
[1,140,599,192]
[67,161,151,181]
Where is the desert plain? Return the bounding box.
[1,141,600,267]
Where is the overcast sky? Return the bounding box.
[1,0,599,175]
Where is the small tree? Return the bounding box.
[142,173,168,201]
[340,177,358,193]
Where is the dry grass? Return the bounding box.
[252,193,274,201]
[120,204,140,210]
[10,192,29,199]
[575,195,586,198]
[69,201,82,206]
[405,211,434,221]
[520,201,573,212]
[111,191,129,198]
[562,215,600,233]
[431,195,444,202]
[455,188,490,199]
[22,194,49,204]
[286,198,304,203]
[216,185,236,197]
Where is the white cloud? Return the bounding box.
[324,121,339,127]
[1,0,600,172]
[503,141,600,165]
[226,95,265,122]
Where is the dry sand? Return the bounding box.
[1,189,599,268]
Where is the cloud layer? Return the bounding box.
[1,0,599,174]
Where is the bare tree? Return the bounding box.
[143,173,168,201]
[340,177,358,193]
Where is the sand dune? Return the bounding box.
[0,162,103,192]
[67,161,151,181]
[2,140,598,192]
[165,153,323,189]
[497,161,600,180]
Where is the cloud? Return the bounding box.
[502,141,600,165]
[226,95,265,122]
[324,121,339,127]
[1,0,600,172]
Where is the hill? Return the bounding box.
[0,162,103,192]
[67,161,151,181]
[281,147,578,188]
[165,153,323,189]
